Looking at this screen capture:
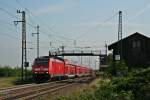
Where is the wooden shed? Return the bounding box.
[108,32,150,68]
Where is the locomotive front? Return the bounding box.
[32,57,50,82]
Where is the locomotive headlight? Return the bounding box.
[43,68,48,71]
[34,68,40,71]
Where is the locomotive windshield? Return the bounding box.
[34,58,49,66]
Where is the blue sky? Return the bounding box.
[0,0,150,69]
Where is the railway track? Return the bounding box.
[0,79,66,92]
[0,83,35,91]
[0,77,92,100]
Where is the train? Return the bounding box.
[32,56,93,82]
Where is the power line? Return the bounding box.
[127,3,150,22]
[0,32,20,40]
[0,7,36,30]
[1,1,111,49]
[75,12,118,40]
[0,1,17,10]
[15,0,26,9]
[29,11,74,41]
[0,5,36,29]
[0,1,74,46]
[0,32,38,46]
[32,25,40,58]
[0,7,37,45]
[0,7,19,19]
[15,0,74,41]
[0,6,37,44]
[0,19,19,34]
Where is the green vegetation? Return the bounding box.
[0,66,20,77]
[98,67,150,100]
[0,65,34,87]
[0,77,19,88]
[0,65,32,77]
[106,60,128,77]
[55,61,150,100]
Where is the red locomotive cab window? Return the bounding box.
[34,58,49,66]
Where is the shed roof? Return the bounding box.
[108,32,150,50]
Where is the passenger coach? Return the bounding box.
[32,56,92,82]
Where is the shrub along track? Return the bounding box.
[0,77,93,100]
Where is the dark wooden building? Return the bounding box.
[108,32,150,68]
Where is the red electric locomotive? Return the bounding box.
[32,56,92,82]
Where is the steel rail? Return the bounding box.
[0,77,92,100]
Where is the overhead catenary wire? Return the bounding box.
[0,1,103,68]
[0,7,37,45]
[0,0,76,47]
[0,7,19,19]
[15,0,75,41]
[0,1,17,11]
[75,12,118,40]
[0,19,20,33]
[126,3,150,23]
[15,0,26,10]
[0,32,20,40]
[29,12,75,41]
[0,2,112,47]
[0,7,38,45]
[0,32,50,51]
[0,6,45,44]
[0,6,37,29]
[0,5,109,55]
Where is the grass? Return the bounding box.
[54,78,103,100]
[0,77,20,88]
[0,76,36,89]
[41,78,101,100]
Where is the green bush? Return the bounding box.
[0,65,32,77]
[56,67,150,100]
[95,78,133,100]
[115,60,128,72]
[106,60,128,77]
[109,67,150,100]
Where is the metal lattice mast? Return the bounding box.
[14,10,27,82]
[118,11,122,60]
[32,25,40,58]
[23,11,27,81]
[118,11,122,41]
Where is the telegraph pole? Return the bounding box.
[105,43,108,64]
[81,51,83,65]
[99,50,101,71]
[32,25,40,58]
[14,10,28,83]
[88,56,91,68]
[74,40,76,47]
[105,43,107,56]
[95,60,97,71]
[60,45,65,58]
